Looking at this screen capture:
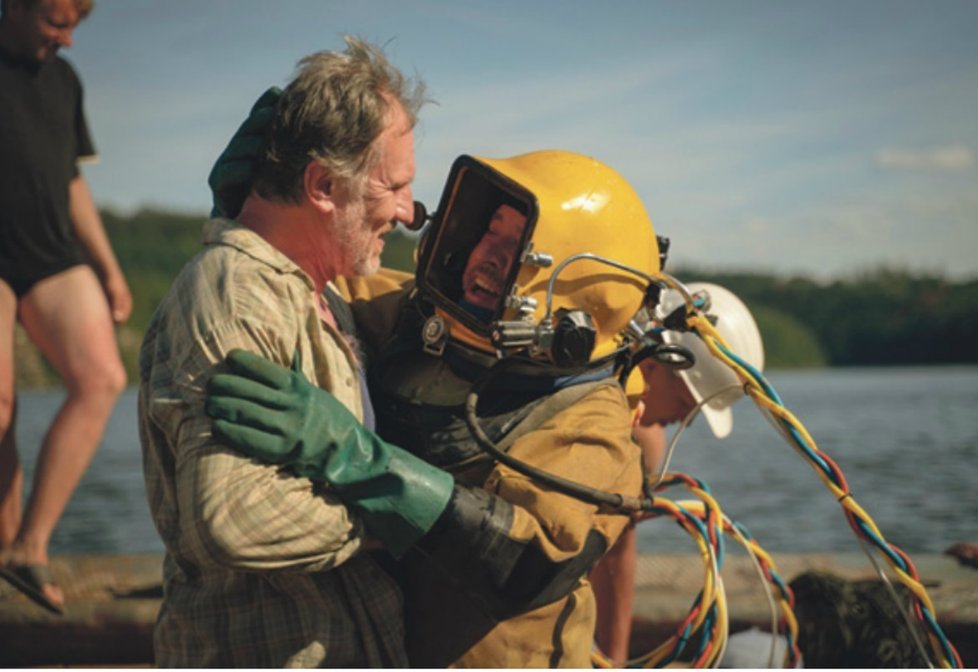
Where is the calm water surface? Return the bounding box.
[13,365,978,556]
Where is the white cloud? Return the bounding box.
[875,146,976,172]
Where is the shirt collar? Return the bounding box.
[203,218,315,292]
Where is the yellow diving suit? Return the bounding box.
[337,269,642,667]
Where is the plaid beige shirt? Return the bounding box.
[138,219,407,667]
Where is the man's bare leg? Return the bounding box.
[5,266,126,608]
[0,280,23,551]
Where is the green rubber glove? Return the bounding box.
[205,349,454,558]
[208,86,282,218]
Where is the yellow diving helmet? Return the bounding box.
[415,150,662,370]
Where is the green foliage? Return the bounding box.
[15,210,978,388]
[102,208,203,332]
[751,306,827,368]
[105,215,978,372]
[679,267,978,366]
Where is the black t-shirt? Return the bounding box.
[0,46,96,280]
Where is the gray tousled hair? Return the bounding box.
[253,36,427,203]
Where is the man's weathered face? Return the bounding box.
[332,101,416,277]
[461,204,526,311]
[6,0,80,62]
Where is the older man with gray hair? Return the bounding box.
[138,37,424,667]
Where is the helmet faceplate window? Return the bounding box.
[419,156,537,337]
[418,150,660,364]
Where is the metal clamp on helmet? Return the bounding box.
[421,314,451,356]
[493,309,597,368]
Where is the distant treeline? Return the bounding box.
[13,209,978,387]
[680,268,978,367]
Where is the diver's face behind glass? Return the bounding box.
[461,204,527,311]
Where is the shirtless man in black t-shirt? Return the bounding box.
[0,0,131,615]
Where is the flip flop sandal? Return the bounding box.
[0,564,64,615]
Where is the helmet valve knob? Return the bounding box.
[505,294,538,316]
[520,242,553,268]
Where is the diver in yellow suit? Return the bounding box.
[206,142,684,665]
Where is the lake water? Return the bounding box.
[12,365,978,557]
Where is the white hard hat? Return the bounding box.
[658,282,764,438]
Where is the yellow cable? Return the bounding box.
[678,499,800,667]
[592,492,723,669]
[683,306,957,667]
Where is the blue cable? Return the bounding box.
[921,606,958,667]
[716,341,838,479]
[855,518,909,572]
[703,330,958,667]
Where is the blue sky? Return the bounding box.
[65,0,978,280]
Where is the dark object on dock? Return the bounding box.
[628,553,977,668]
[945,541,978,569]
[789,571,928,668]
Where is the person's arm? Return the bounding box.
[589,417,665,663]
[590,525,638,664]
[143,267,373,573]
[203,345,451,563]
[171,408,368,572]
[68,175,132,323]
[204,351,641,597]
[418,383,642,619]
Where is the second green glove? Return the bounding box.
[205,349,454,558]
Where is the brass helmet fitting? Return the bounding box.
[416,150,661,369]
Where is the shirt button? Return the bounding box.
[346,377,354,387]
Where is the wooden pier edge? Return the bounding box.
[0,552,975,667]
